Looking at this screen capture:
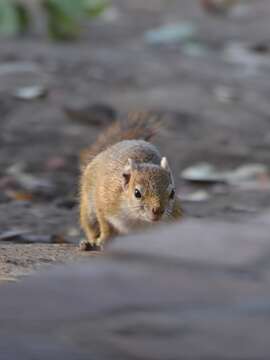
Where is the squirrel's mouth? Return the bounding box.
[147,215,162,222]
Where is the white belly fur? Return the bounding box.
[107,212,150,235]
[107,215,131,234]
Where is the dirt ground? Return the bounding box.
[1,0,270,281]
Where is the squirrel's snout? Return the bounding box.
[151,206,164,220]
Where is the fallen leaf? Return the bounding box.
[13,85,47,100]
[179,190,210,202]
[5,190,33,202]
[181,163,225,183]
[144,22,197,45]
[181,163,270,190]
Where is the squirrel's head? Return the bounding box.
[122,157,175,222]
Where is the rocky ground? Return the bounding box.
[1,217,270,359]
[1,0,270,281]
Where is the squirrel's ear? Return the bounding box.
[161,157,175,186]
[127,158,136,171]
[161,157,170,171]
[122,158,135,189]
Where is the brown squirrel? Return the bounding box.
[79,112,182,250]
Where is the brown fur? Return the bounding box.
[79,112,182,250]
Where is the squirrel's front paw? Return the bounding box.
[79,239,102,252]
[95,236,106,250]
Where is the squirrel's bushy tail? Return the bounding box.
[80,112,161,167]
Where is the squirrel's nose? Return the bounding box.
[152,207,164,217]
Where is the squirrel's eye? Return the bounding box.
[169,189,175,199]
[134,189,142,199]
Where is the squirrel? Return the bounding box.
[79,112,182,251]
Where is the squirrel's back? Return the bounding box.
[92,139,161,171]
[80,112,160,168]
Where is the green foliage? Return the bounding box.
[43,0,84,40]
[15,3,31,33]
[84,0,108,18]
[0,0,28,35]
[0,0,108,40]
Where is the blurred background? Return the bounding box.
[1,0,270,277]
[1,1,270,358]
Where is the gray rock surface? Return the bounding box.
[1,218,270,359]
